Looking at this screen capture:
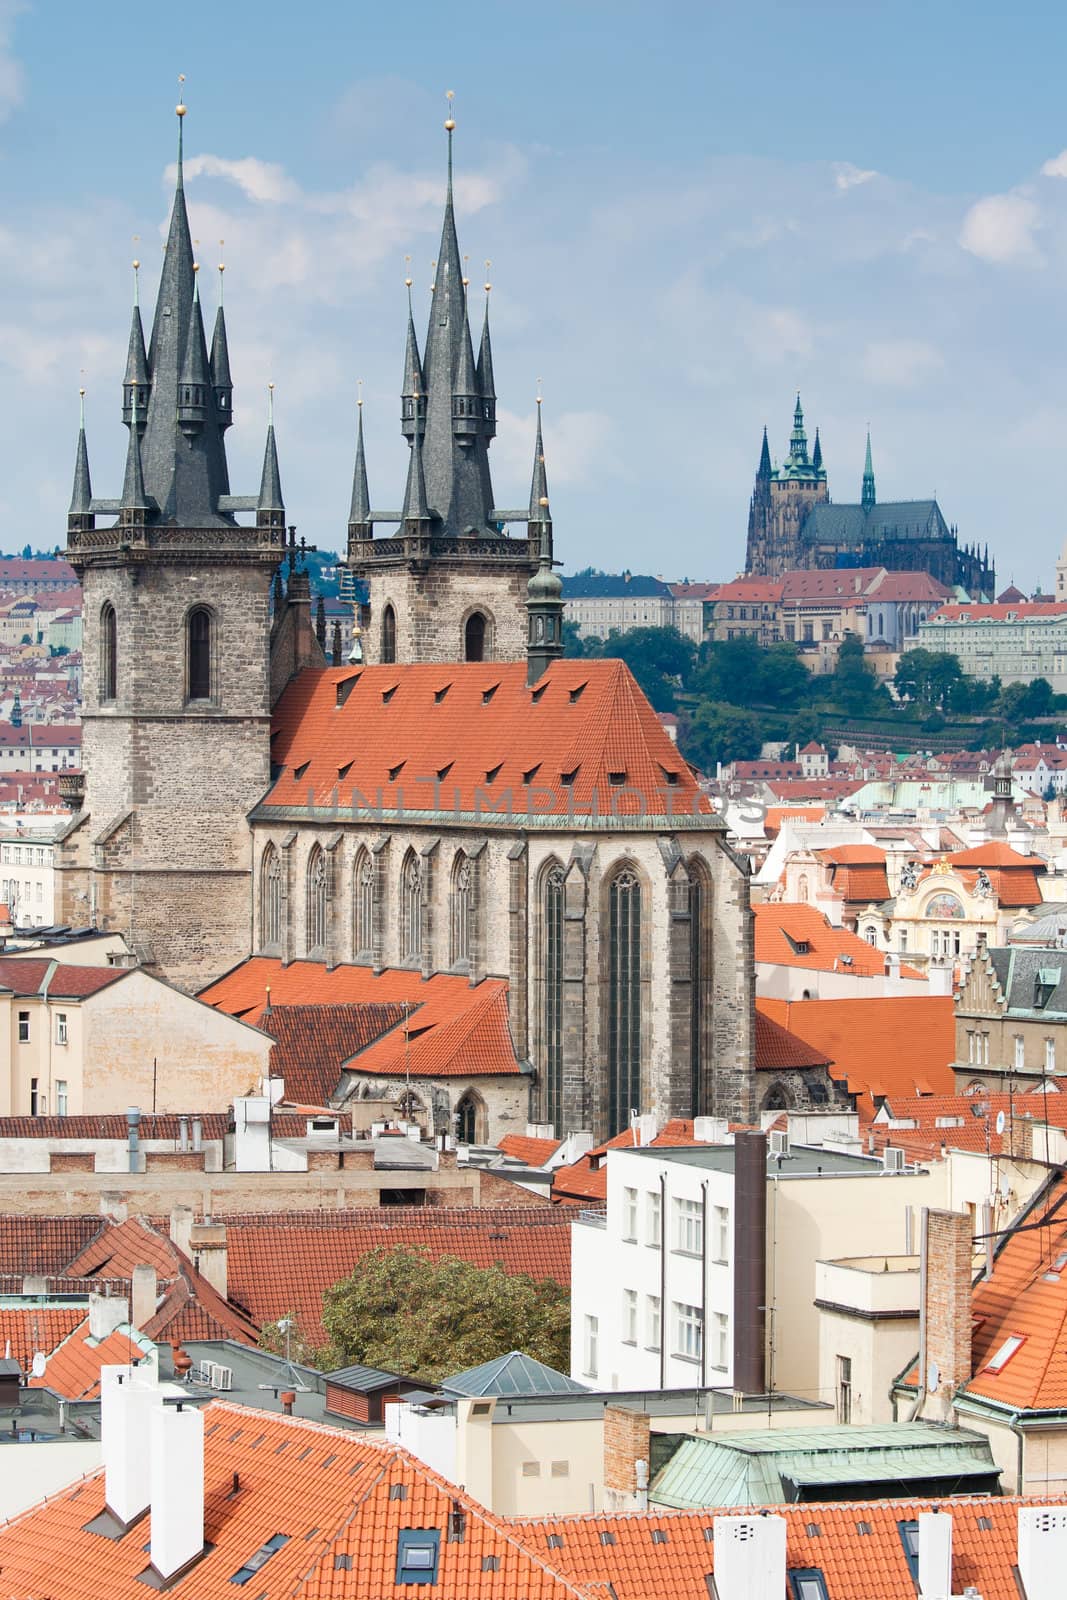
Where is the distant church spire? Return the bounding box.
[812,427,823,473]
[69,388,93,529]
[757,425,772,480]
[348,388,371,536]
[122,260,150,428]
[400,272,425,443]
[401,385,431,528]
[526,397,563,684]
[862,430,876,512]
[257,384,285,526]
[476,273,497,442]
[210,260,233,431]
[121,382,149,517]
[788,394,809,465]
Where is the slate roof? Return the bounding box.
[561,573,672,598]
[204,961,524,1080]
[442,1350,586,1398]
[324,1362,416,1392]
[804,499,949,545]
[987,946,1067,1017]
[262,661,707,822]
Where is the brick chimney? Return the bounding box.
[922,1208,974,1420]
[603,1405,650,1512]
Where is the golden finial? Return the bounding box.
[539,496,549,508]
[192,260,199,273]
[176,73,187,117]
[357,378,363,409]
[444,89,455,132]
[484,258,492,293]
[430,257,437,293]
[404,251,413,291]
[536,377,543,405]
[463,252,470,288]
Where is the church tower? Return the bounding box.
[345,106,541,665]
[54,103,291,991]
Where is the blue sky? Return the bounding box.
[5,0,1067,587]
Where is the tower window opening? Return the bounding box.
[382,604,397,665]
[465,612,486,662]
[188,606,213,701]
[100,602,117,702]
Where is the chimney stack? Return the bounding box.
[189,1221,228,1299]
[713,1514,787,1600]
[1018,1506,1067,1600]
[917,1509,952,1599]
[126,1106,142,1175]
[921,1208,974,1420]
[101,1365,158,1528]
[603,1405,651,1512]
[89,1292,130,1341]
[733,1130,768,1394]
[132,1264,158,1332]
[149,1401,204,1582]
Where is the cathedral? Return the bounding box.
[745,397,995,595]
[53,103,755,1140]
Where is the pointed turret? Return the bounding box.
[210,263,233,431]
[757,426,772,480]
[400,282,425,443]
[401,388,431,530]
[122,262,150,428]
[68,390,94,534]
[257,386,285,530]
[120,383,150,522]
[812,427,823,474]
[526,398,563,685]
[348,394,372,540]
[476,283,496,442]
[861,430,876,513]
[452,300,480,447]
[177,268,211,433]
[788,394,809,465]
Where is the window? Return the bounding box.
[450,852,472,966]
[1015,1034,1025,1071]
[543,864,564,1134]
[606,868,642,1136]
[673,1301,702,1363]
[1047,1038,1056,1073]
[381,604,397,665]
[402,851,423,961]
[29,1077,38,1116]
[984,1334,1024,1372]
[789,1571,830,1600]
[864,925,877,946]
[100,602,117,701]
[896,1520,919,1582]
[713,1205,729,1263]
[646,1188,662,1248]
[455,1090,482,1145]
[673,1196,704,1255]
[55,1013,67,1046]
[187,606,213,700]
[837,1354,852,1424]
[231,1533,290,1585]
[56,1080,68,1118]
[583,1313,599,1379]
[395,1529,440,1586]
[622,1186,638,1241]
[17,1011,28,1043]
[260,844,281,947]
[622,1288,638,1344]
[646,1294,661,1351]
[305,846,328,955]
[464,612,486,662]
[353,847,374,955]
[711,1311,728,1371]
[899,928,908,951]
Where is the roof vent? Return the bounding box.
[523,764,541,785]
[531,682,548,703]
[437,762,454,781]
[608,771,627,787]
[434,684,452,704]
[388,762,405,782]
[569,683,587,703]
[335,673,360,707]
[294,761,310,780]
[486,763,503,784]
[482,683,499,704]
[338,761,353,780]
[382,684,398,704]
[561,768,578,787]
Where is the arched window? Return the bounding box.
[763,1082,792,1113]
[187,606,213,701]
[456,1090,484,1145]
[100,603,117,702]
[797,874,809,903]
[687,859,713,1116]
[381,604,397,665]
[864,924,877,946]
[450,852,473,966]
[607,867,642,1137]
[260,844,281,948]
[464,612,486,662]
[543,863,565,1133]
[306,846,328,956]
[353,847,374,957]
[402,850,423,961]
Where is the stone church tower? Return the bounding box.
[745,396,828,575]
[346,117,544,667]
[54,104,307,990]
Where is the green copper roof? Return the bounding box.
[442,1350,587,1398]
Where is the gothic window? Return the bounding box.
[306,846,328,956]
[100,602,117,702]
[450,852,473,967]
[606,866,642,1137]
[187,606,213,701]
[687,859,713,1117]
[353,847,374,957]
[260,844,281,948]
[402,850,423,961]
[464,612,486,662]
[382,604,397,665]
[544,864,565,1133]
[455,1090,484,1145]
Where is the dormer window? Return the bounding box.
[561,768,578,786]
[1034,968,1060,1010]
[569,683,587,704]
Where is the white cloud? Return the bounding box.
[862,338,944,388]
[178,155,301,206]
[493,406,614,490]
[959,192,1041,264]
[741,306,814,366]
[834,162,878,192]
[0,1,25,126]
[1041,150,1067,178]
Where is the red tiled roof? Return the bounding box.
[205,961,523,1080]
[870,1089,1067,1160]
[0,1216,102,1274]
[552,1120,708,1204]
[222,1207,573,1345]
[817,846,892,904]
[712,579,784,603]
[932,601,1067,621]
[757,995,956,1117]
[0,957,127,999]
[0,1306,84,1370]
[497,1134,562,1167]
[247,1002,410,1103]
[867,570,953,603]
[28,1320,143,1399]
[753,903,916,978]
[754,1008,833,1072]
[765,778,866,802]
[732,760,803,780]
[64,1215,181,1281]
[266,660,707,819]
[764,804,827,838]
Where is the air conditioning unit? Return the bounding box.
[212,1364,233,1392]
[197,1360,214,1384]
[770,1130,789,1158]
[883,1146,905,1173]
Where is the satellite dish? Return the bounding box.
[30,1352,46,1378]
[927,1359,940,1392]
[996,1110,1006,1136]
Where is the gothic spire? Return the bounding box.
[348,392,371,530]
[812,427,823,473]
[788,393,809,465]
[69,389,93,521]
[210,262,233,431]
[757,425,772,479]
[122,260,150,428]
[400,276,425,443]
[402,386,431,525]
[476,278,496,441]
[526,398,563,685]
[257,385,285,519]
[121,383,149,514]
[862,430,876,512]
[529,394,550,520]
[177,267,211,431]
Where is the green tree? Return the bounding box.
[563,620,598,658]
[830,632,887,715]
[692,636,765,707]
[318,1246,571,1381]
[756,643,812,710]
[599,625,696,712]
[684,703,762,770]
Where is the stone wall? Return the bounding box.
[359,560,534,665]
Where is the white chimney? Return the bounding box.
[693,1116,729,1144]
[89,1292,130,1341]
[917,1509,952,1598]
[1018,1506,1067,1600]
[101,1364,160,1527]
[150,1401,204,1581]
[132,1264,158,1331]
[713,1514,787,1600]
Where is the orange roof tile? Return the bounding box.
[0,1305,84,1370]
[753,903,916,978]
[497,1134,562,1167]
[204,960,523,1080]
[764,804,826,838]
[757,995,956,1117]
[265,660,708,821]
[64,1215,181,1280]
[28,1319,143,1399]
[754,1008,833,1072]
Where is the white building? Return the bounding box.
[0,831,56,925]
[917,602,1067,690]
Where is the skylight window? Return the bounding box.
[789,1573,829,1600]
[231,1533,289,1585]
[985,1334,1024,1372]
[396,1529,441,1585]
[896,1521,919,1580]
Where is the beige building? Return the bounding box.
[954,941,1067,1091]
[0,958,271,1117]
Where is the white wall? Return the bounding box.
[0,1439,101,1518]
